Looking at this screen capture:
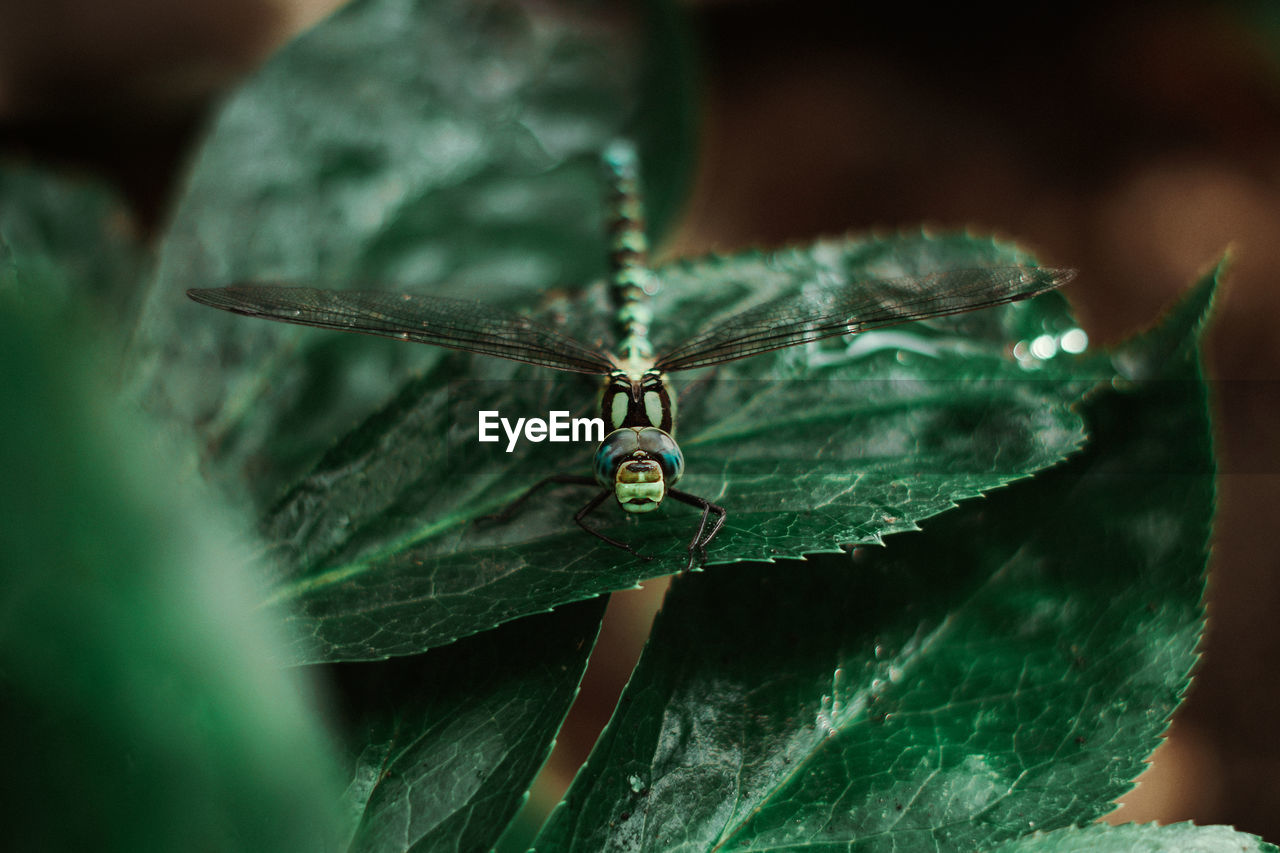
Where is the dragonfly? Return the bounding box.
[188,140,1074,571]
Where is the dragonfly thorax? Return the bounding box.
[600,366,675,434]
[594,427,684,513]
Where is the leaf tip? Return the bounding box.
[1110,250,1227,380]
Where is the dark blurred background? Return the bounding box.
[4,0,1277,839]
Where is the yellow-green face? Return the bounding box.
[615,459,665,513]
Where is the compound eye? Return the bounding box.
[635,428,684,484]
[594,429,640,486]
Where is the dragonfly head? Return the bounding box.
[594,427,684,514]
[615,459,666,513]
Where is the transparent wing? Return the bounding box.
[187,285,616,375]
[654,266,1074,372]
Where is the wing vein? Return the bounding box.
[655,267,1073,372]
[187,285,615,375]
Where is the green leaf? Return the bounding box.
[990,823,1278,853]
[0,286,345,847]
[531,264,1217,851]
[0,164,143,329]
[337,597,607,852]
[260,232,1092,662]
[127,0,698,507]
[1110,254,1223,380]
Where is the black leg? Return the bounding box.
[477,475,653,562]
[574,490,655,561]
[667,489,727,572]
[477,474,598,524]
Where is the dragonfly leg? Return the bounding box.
[667,489,727,572]
[478,474,598,524]
[574,490,655,561]
[570,484,650,558]
[479,475,652,562]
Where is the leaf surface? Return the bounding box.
[989,823,1278,853]
[128,0,697,506]
[531,264,1218,851]
[263,232,1093,662]
[337,598,607,853]
[0,165,143,329]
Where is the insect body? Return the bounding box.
[187,140,1073,570]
